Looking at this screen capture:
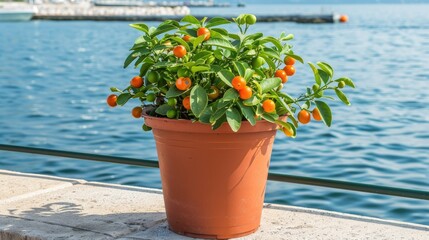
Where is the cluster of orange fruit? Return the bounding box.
[172,27,211,59]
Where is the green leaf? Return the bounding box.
[238,101,256,126]
[260,54,276,70]
[206,17,231,28]
[210,28,229,37]
[210,107,228,124]
[319,69,330,84]
[273,94,298,126]
[191,65,211,73]
[260,78,281,93]
[262,47,281,61]
[192,51,212,61]
[124,52,137,68]
[276,120,296,138]
[110,87,122,93]
[150,24,177,37]
[223,88,239,101]
[217,69,234,87]
[166,86,188,98]
[129,23,149,34]
[212,115,226,130]
[258,36,283,51]
[205,38,237,52]
[244,32,263,42]
[155,104,175,116]
[308,62,321,86]
[315,101,332,127]
[244,68,254,81]
[170,36,190,51]
[181,15,201,26]
[233,61,246,77]
[280,33,294,41]
[335,77,355,88]
[243,95,260,106]
[199,107,213,124]
[226,107,242,132]
[116,93,132,106]
[192,35,206,50]
[285,53,304,64]
[261,113,278,123]
[317,62,334,77]
[140,62,153,76]
[335,88,351,106]
[190,85,208,117]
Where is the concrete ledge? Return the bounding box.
[1,170,428,239]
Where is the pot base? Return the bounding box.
[169,226,259,239]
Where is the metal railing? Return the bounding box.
[1,144,428,201]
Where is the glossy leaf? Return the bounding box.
[117,93,132,106]
[317,62,334,77]
[243,95,260,106]
[181,15,201,26]
[205,38,237,52]
[233,61,246,77]
[238,101,256,126]
[315,100,332,127]
[335,77,355,88]
[244,68,254,81]
[223,88,239,101]
[165,86,188,98]
[260,78,281,93]
[217,69,234,87]
[226,107,242,132]
[190,85,208,117]
[123,52,137,68]
[191,65,211,73]
[155,104,175,116]
[206,17,231,28]
[150,24,177,37]
[192,35,206,49]
[285,53,304,64]
[129,23,149,34]
[308,62,321,86]
[335,88,351,105]
[170,36,190,51]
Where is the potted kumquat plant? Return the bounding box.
[107,14,354,239]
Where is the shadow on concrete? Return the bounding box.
[3,201,168,239]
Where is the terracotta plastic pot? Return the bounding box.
[144,113,280,239]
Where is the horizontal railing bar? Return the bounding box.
[1,144,428,201]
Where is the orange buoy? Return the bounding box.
[339,15,348,23]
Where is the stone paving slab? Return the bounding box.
[0,172,166,239]
[0,170,83,204]
[1,170,429,240]
[120,204,429,240]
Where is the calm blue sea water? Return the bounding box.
[1,4,429,225]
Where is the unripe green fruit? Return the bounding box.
[338,81,346,88]
[312,84,319,92]
[142,124,152,131]
[315,90,324,98]
[147,71,160,83]
[245,14,257,25]
[252,56,265,68]
[167,109,176,118]
[146,93,156,102]
[167,98,177,106]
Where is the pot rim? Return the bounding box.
[142,109,285,134]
